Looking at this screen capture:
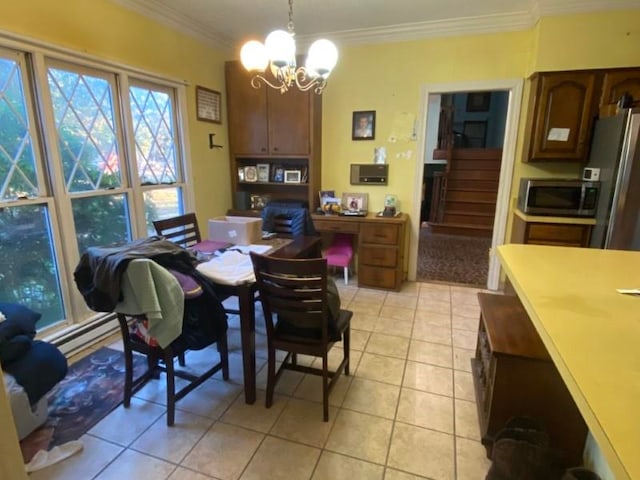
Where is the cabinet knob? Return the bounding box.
[261,147,267,152]
[273,147,279,152]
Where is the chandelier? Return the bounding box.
[239,0,338,95]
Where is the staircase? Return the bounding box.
[428,148,501,237]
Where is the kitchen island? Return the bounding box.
[497,244,640,480]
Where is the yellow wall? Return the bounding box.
[0,0,231,224]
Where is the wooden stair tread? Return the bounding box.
[446,210,495,217]
[428,222,492,230]
[445,199,496,205]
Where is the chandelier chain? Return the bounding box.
[287,0,295,35]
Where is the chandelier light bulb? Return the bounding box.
[306,39,338,78]
[264,30,296,68]
[240,40,269,72]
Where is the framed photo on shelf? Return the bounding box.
[271,165,285,183]
[237,167,245,182]
[243,165,257,182]
[250,194,271,209]
[352,110,375,140]
[284,170,301,184]
[319,190,335,207]
[342,192,369,211]
[195,85,222,123]
[256,163,270,182]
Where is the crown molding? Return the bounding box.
[111,0,640,53]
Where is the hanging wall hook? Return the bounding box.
[208,133,223,149]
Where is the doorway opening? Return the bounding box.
[409,79,524,290]
[418,90,508,286]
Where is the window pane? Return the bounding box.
[47,68,122,193]
[129,86,178,185]
[143,187,183,236]
[0,205,65,329]
[0,56,38,200]
[72,194,131,253]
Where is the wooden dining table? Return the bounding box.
[209,235,322,404]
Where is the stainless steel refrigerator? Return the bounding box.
[587,108,640,250]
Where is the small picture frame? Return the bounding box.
[466,92,491,112]
[384,194,398,208]
[256,163,270,182]
[195,85,222,123]
[284,170,301,184]
[342,192,369,211]
[352,110,376,140]
[272,166,285,183]
[319,190,335,207]
[237,167,245,182]
[250,194,271,209]
[244,165,257,182]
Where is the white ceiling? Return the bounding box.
[112,0,640,52]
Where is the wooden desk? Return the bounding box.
[497,244,640,479]
[312,213,408,291]
[212,236,322,404]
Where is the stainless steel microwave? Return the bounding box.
[517,178,599,217]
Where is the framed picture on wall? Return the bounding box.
[466,92,491,112]
[195,85,222,123]
[352,110,376,140]
[463,120,488,148]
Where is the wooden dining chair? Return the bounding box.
[153,213,201,248]
[250,252,351,421]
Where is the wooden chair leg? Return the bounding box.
[178,352,186,367]
[123,345,134,408]
[219,335,229,381]
[165,353,176,426]
[343,326,351,376]
[265,346,276,409]
[322,354,329,422]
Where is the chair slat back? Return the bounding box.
[153,213,201,248]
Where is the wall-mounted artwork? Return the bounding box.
[352,111,376,140]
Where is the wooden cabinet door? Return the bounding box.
[526,72,598,162]
[267,87,310,155]
[225,62,269,155]
[599,68,640,117]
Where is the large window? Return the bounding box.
[0,46,190,331]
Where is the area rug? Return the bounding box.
[19,346,145,462]
[416,226,492,287]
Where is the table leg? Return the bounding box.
[237,284,256,404]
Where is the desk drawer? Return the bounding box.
[359,245,397,267]
[360,223,398,245]
[314,219,360,234]
[358,265,397,289]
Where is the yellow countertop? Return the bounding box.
[514,208,597,225]
[498,244,640,480]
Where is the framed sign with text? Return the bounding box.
[195,85,222,123]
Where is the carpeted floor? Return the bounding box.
[416,226,492,287]
[20,347,145,462]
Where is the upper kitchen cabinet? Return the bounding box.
[523,71,598,163]
[599,68,640,117]
[225,60,320,156]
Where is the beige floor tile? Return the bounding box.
[453,347,475,373]
[350,328,371,351]
[270,397,337,447]
[89,397,166,446]
[256,362,305,395]
[411,323,452,346]
[384,468,428,479]
[407,340,453,368]
[396,388,454,434]
[342,377,401,419]
[387,423,454,480]
[241,436,321,480]
[312,451,384,480]
[174,378,243,419]
[354,289,387,304]
[452,329,477,350]
[416,297,451,315]
[451,291,481,307]
[211,352,265,385]
[355,352,406,386]
[325,409,393,464]
[93,448,176,480]
[220,390,287,433]
[414,310,451,328]
[396,282,421,296]
[182,422,263,480]
[454,370,476,402]
[455,399,481,441]
[455,436,491,480]
[452,303,481,319]
[348,301,383,318]
[374,316,414,338]
[168,467,217,480]
[419,282,451,294]
[452,314,479,332]
[131,410,214,463]
[309,347,360,373]
[403,361,453,397]
[379,305,416,322]
[294,372,352,407]
[30,434,123,480]
[350,310,378,331]
[365,333,410,359]
[337,286,358,303]
[384,294,418,309]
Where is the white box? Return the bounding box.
[208,216,262,245]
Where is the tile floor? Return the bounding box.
[32,280,492,480]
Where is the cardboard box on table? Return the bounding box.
[208,216,262,245]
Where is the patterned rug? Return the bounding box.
[19,347,145,462]
[416,227,492,287]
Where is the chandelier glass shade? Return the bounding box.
[239,0,338,95]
